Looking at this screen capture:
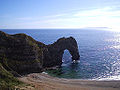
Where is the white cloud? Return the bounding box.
[43,14,67,18]
[2,6,120,30]
[17,17,34,20]
[73,7,120,17]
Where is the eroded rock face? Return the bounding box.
[43,37,80,67]
[0,31,80,75]
[0,31,44,74]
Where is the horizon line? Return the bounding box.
[0,27,111,30]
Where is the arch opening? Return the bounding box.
[43,37,80,67]
[62,49,72,64]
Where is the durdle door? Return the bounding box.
[43,37,80,67]
[0,31,80,75]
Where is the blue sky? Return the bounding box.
[0,0,120,30]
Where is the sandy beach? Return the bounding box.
[17,73,120,90]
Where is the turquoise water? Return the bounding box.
[2,29,120,80]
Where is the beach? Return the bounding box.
[17,73,120,90]
[1,0,120,89]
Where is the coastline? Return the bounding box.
[17,73,120,90]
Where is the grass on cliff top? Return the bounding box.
[0,63,23,89]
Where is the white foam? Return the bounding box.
[42,72,48,75]
[94,75,120,81]
[61,63,67,66]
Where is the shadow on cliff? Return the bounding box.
[0,31,80,75]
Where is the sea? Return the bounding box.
[1,29,120,80]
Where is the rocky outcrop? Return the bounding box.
[43,37,80,67]
[0,31,44,75]
[0,31,80,75]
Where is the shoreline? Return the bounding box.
[17,73,120,90]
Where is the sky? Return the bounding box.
[0,0,120,30]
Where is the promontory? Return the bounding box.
[0,31,80,89]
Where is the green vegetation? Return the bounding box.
[0,54,22,89]
[0,63,22,89]
[0,31,44,89]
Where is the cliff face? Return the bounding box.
[0,31,80,75]
[0,31,45,75]
[43,37,80,67]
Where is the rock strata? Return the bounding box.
[0,31,80,75]
[43,37,80,67]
